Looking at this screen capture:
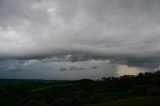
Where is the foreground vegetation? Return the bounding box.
[0,71,160,106]
[88,96,160,106]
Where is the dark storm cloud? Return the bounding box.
[92,66,98,69]
[0,58,113,79]
[59,67,67,72]
[59,65,98,72]
[0,0,160,77]
[68,66,85,71]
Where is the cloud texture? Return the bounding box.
[0,0,160,79]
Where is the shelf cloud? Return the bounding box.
[0,0,160,79]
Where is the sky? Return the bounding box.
[0,0,160,80]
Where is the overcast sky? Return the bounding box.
[0,0,160,80]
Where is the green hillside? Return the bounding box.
[1,71,160,106]
[88,96,160,106]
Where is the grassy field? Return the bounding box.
[88,96,160,106]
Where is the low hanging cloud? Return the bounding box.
[59,65,98,72]
[0,0,160,79]
[0,58,114,80]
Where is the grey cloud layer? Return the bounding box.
[0,58,114,80]
[0,0,160,69]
